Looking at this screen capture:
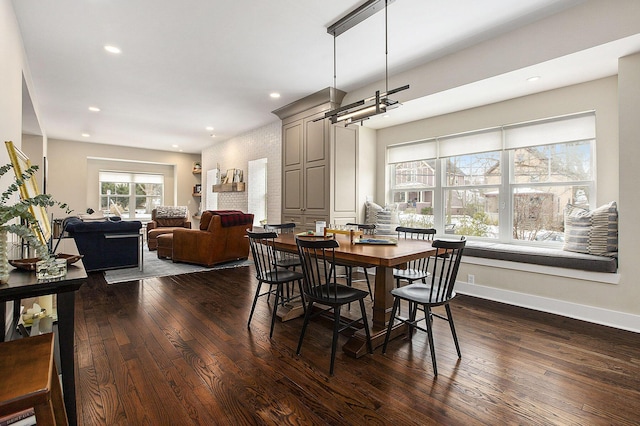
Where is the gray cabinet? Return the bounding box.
[274,88,342,229]
[274,87,375,230]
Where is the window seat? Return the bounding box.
[463,241,617,273]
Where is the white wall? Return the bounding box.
[376,75,640,331]
[201,121,281,223]
[0,0,38,333]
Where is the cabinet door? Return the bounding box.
[283,168,302,212]
[305,118,326,164]
[282,121,303,215]
[283,122,302,168]
[303,116,329,215]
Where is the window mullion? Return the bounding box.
[500,149,512,241]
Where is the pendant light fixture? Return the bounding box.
[319,0,409,126]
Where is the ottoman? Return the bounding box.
[157,233,174,259]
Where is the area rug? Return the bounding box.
[104,249,251,284]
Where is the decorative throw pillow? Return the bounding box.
[563,201,618,256]
[156,206,188,219]
[365,201,383,225]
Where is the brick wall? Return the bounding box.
[201,121,281,223]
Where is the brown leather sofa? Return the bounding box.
[172,210,254,267]
[147,206,191,250]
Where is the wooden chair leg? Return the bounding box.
[424,305,438,376]
[269,284,280,338]
[445,304,461,358]
[296,301,314,355]
[382,298,401,354]
[247,282,263,329]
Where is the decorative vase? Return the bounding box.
[0,229,9,284]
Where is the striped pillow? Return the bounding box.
[563,201,618,256]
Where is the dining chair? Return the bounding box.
[295,237,373,375]
[337,223,376,299]
[382,237,466,376]
[264,223,302,304]
[247,231,305,338]
[393,227,437,288]
[263,223,301,269]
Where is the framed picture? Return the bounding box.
[5,141,51,245]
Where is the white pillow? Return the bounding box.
[563,201,618,256]
[365,201,383,225]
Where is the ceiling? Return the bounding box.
[12,0,640,154]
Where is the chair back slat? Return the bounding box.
[426,238,466,303]
[296,237,339,301]
[247,231,282,281]
[395,227,437,273]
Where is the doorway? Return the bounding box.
[248,158,267,226]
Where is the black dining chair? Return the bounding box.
[247,231,305,338]
[263,223,301,269]
[382,237,466,376]
[295,237,373,375]
[264,223,302,304]
[393,227,437,288]
[335,223,376,300]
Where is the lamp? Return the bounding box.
[319,0,409,126]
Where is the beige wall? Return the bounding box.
[376,75,640,329]
[46,138,200,219]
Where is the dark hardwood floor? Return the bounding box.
[74,264,640,425]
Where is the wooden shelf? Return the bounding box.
[192,193,201,197]
[212,182,245,192]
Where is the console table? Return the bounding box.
[0,254,87,426]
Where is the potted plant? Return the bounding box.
[0,162,70,283]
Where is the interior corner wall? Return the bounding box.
[617,52,640,316]
[0,1,25,165]
[375,76,640,327]
[0,0,28,335]
[200,121,281,222]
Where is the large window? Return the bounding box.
[99,171,163,219]
[387,112,595,244]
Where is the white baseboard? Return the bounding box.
[456,281,640,333]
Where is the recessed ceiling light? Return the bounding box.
[270,93,281,99]
[206,126,214,131]
[172,144,179,148]
[527,76,541,82]
[82,133,90,137]
[104,45,121,54]
[88,106,100,112]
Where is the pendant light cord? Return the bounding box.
[334,33,337,91]
[385,0,389,94]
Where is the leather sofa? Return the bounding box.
[64,217,142,272]
[147,206,191,250]
[172,210,254,267]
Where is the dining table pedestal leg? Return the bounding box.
[343,264,407,358]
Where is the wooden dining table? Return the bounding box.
[272,232,439,357]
